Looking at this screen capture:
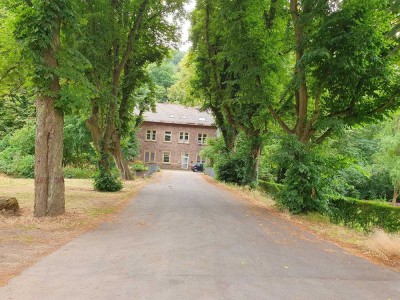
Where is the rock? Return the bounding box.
[0,197,19,213]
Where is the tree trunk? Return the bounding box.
[112,132,132,180]
[249,136,262,184]
[86,103,101,152]
[392,189,398,206]
[34,17,65,217]
[290,0,310,144]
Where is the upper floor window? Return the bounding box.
[146,130,156,141]
[198,133,207,145]
[164,131,172,142]
[179,132,189,144]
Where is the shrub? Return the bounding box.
[329,196,400,233]
[63,116,96,166]
[258,180,284,196]
[273,136,339,214]
[210,134,256,185]
[93,171,123,192]
[216,156,251,185]
[15,155,34,178]
[0,121,35,177]
[64,166,94,179]
[130,161,148,173]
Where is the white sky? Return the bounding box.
[178,1,196,52]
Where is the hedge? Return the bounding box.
[329,197,400,233]
[258,180,284,196]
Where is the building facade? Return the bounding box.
[136,103,217,170]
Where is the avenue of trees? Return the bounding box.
[0,0,399,218]
[0,0,186,216]
[189,0,400,213]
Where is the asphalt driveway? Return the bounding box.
[0,170,399,299]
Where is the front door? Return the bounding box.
[181,153,189,169]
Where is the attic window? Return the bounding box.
[199,117,206,121]
[170,115,174,118]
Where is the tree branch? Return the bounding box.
[315,128,333,144]
[264,0,277,29]
[116,0,150,77]
[268,105,294,134]
[0,65,19,84]
[23,0,33,7]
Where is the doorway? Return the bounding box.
[181,153,189,169]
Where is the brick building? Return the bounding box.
[136,103,217,170]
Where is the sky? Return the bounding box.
[178,0,196,52]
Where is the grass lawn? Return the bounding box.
[0,174,151,286]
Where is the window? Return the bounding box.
[163,152,171,164]
[146,130,156,141]
[198,133,207,145]
[164,131,172,142]
[144,151,156,163]
[196,154,206,164]
[179,132,189,143]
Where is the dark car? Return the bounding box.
[191,162,204,172]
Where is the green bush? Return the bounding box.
[273,136,339,214]
[0,121,35,177]
[258,180,284,196]
[329,197,400,233]
[64,166,94,179]
[130,161,148,173]
[63,116,96,166]
[216,156,251,184]
[93,171,123,192]
[15,155,34,178]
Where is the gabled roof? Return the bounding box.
[142,103,215,126]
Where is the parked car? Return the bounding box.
[191,162,204,172]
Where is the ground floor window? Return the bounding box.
[196,154,207,164]
[163,152,171,164]
[144,151,156,163]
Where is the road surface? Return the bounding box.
[1,170,399,299]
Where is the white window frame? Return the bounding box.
[146,129,157,141]
[198,133,207,145]
[164,131,172,142]
[162,151,171,164]
[179,132,190,144]
[144,151,156,163]
[196,154,207,164]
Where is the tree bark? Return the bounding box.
[290,0,310,144]
[392,189,398,206]
[34,17,65,217]
[249,136,262,184]
[112,133,132,180]
[86,103,101,152]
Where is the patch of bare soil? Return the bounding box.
[0,175,154,286]
[202,174,400,272]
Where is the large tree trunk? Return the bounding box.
[249,136,262,184]
[86,103,101,152]
[112,133,132,180]
[392,189,398,206]
[290,0,310,144]
[34,17,65,217]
